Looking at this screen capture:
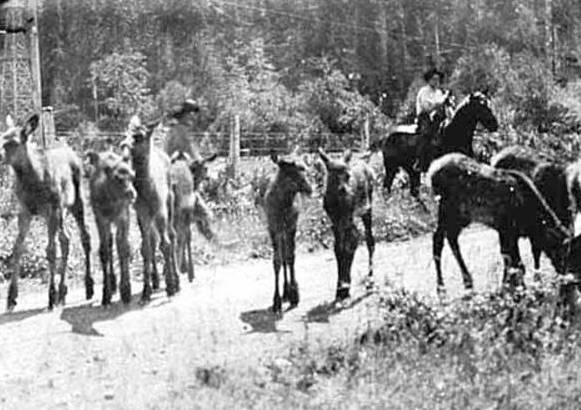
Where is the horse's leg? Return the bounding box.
[433,229,446,296]
[7,211,31,311]
[529,237,542,281]
[382,161,397,194]
[403,165,421,198]
[499,230,525,290]
[445,226,473,290]
[116,211,132,304]
[70,194,93,300]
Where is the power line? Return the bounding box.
[213,0,480,52]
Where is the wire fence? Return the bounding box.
[54,130,368,157]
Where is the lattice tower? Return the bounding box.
[0,0,39,125]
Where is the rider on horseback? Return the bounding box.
[415,68,454,171]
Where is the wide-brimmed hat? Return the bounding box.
[423,68,444,82]
[168,99,200,120]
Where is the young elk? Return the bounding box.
[491,145,572,272]
[318,148,375,301]
[1,114,92,310]
[265,151,312,314]
[85,150,136,305]
[169,150,217,282]
[428,152,581,294]
[122,115,179,302]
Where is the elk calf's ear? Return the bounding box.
[128,115,142,130]
[5,115,15,129]
[170,151,181,163]
[203,152,218,163]
[85,151,100,166]
[343,149,352,163]
[84,151,100,177]
[317,147,330,165]
[270,151,279,164]
[21,113,39,143]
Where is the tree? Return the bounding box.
[89,51,154,127]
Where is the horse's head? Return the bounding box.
[466,92,498,132]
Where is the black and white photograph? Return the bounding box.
[0,0,581,408]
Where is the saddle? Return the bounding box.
[391,124,418,135]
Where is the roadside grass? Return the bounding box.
[157,278,581,410]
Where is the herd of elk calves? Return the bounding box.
[1,109,581,318]
[0,105,217,311]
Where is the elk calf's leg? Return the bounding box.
[150,235,160,290]
[46,214,59,310]
[185,224,194,282]
[117,220,132,304]
[139,220,154,303]
[156,212,178,297]
[271,236,283,313]
[57,216,70,305]
[7,212,31,311]
[361,211,375,278]
[335,225,358,301]
[107,233,116,295]
[287,231,299,307]
[71,198,93,300]
[97,223,112,306]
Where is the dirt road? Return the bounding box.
[0,227,544,409]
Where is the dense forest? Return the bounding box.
[34,0,581,141]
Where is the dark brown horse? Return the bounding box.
[379,92,499,197]
[429,153,581,294]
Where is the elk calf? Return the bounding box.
[265,152,312,313]
[428,152,581,293]
[122,115,179,302]
[318,148,375,301]
[169,150,217,282]
[86,150,136,305]
[1,114,92,310]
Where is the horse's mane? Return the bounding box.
[454,92,488,111]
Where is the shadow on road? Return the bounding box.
[60,292,169,337]
[303,291,373,324]
[239,306,291,334]
[0,306,46,327]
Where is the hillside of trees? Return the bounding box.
[36,0,581,149]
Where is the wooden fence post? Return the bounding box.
[41,106,55,148]
[360,116,370,151]
[228,114,240,178]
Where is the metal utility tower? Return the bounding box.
[0,0,43,143]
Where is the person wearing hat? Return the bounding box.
[415,68,452,171]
